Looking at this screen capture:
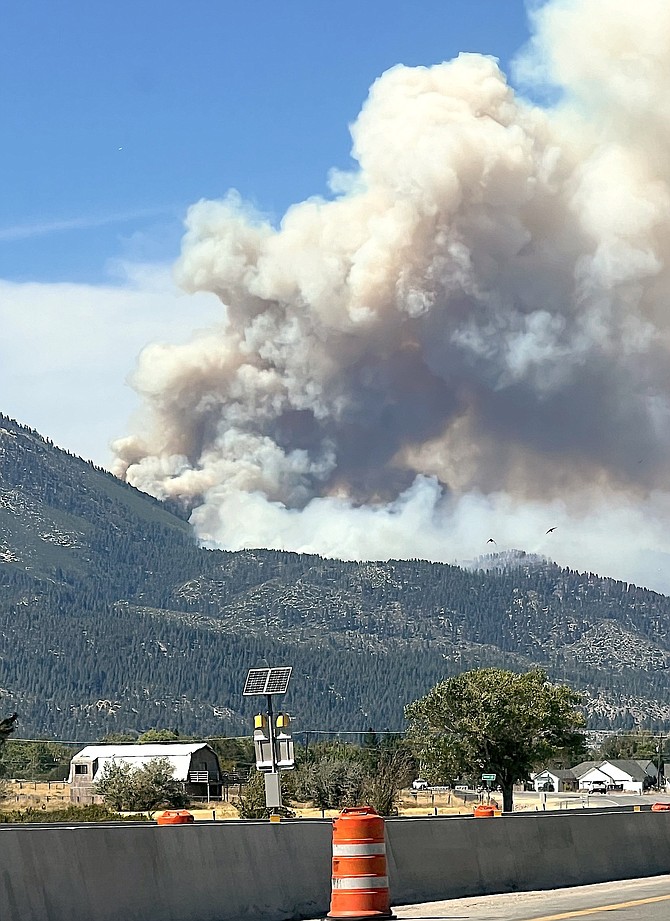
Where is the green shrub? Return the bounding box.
[0,804,149,823]
[233,769,295,819]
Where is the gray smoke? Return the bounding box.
[113,0,670,591]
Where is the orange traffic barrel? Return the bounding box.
[327,806,394,920]
[156,810,194,825]
[473,804,495,818]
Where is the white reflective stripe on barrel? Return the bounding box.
[332,876,389,890]
[332,843,386,856]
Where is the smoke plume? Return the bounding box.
[113,0,670,592]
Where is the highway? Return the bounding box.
[500,791,670,811]
[394,874,670,920]
[414,788,670,813]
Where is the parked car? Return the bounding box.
[412,778,429,790]
[589,781,608,793]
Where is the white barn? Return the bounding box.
[69,742,222,805]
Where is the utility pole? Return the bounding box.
[657,734,664,791]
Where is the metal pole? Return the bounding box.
[267,695,277,771]
[266,694,281,809]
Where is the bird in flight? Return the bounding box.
[546,527,557,534]
[487,538,496,544]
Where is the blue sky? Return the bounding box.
[0,0,534,466]
[0,1,531,285]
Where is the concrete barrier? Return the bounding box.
[385,810,670,903]
[3,809,670,921]
[0,819,331,921]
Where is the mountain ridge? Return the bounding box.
[1,412,669,739]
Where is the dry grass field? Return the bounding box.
[154,790,498,821]
[0,783,492,819]
[0,783,552,820]
[0,781,71,812]
[191,788,565,820]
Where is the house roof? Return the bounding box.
[71,743,214,781]
[571,761,600,777]
[571,759,650,782]
[602,760,649,781]
[535,768,576,779]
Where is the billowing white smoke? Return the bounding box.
[114,0,670,591]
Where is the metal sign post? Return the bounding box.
[482,772,496,804]
[243,667,294,811]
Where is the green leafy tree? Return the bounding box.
[594,731,658,762]
[137,729,183,743]
[544,732,589,770]
[295,757,366,816]
[0,714,17,747]
[94,757,189,814]
[359,731,414,771]
[0,714,18,787]
[0,741,75,781]
[99,733,138,743]
[207,737,254,773]
[405,668,585,812]
[130,759,189,812]
[298,739,354,765]
[92,760,136,810]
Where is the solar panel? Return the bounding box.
[243,666,292,696]
[265,666,292,695]
[243,668,271,696]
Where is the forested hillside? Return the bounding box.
[1,412,669,740]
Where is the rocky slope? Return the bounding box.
[1,413,669,739]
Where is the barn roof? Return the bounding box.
[71,743,214,781]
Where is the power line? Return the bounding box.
[296,729,406,735]
[2,738,82,745]
[1,734,253,747]
[3,730,407,746]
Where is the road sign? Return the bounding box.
[482,773,497,781]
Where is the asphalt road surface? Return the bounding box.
[510,791,670,811]
[393,874,670,920]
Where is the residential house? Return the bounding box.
[531,768,579,793]
[571,759,657,794]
